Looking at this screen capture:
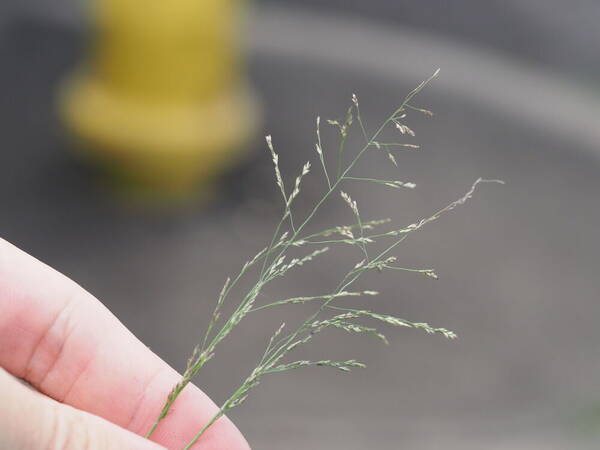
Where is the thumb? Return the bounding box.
[0,368,165,450]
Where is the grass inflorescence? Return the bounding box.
[145,70,503,449]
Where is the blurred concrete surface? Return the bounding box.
[5,0,600,80]
[266,0,600,80]
[1,4,600,450]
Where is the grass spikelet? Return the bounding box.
[146,71,501,449]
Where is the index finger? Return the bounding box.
[0,238,249,450]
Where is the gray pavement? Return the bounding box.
[6,0,600,80]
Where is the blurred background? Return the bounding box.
[1,1,600,449]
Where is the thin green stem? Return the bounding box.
[164,72,444,447]
[316,117,332,189]
[182,412,223,450]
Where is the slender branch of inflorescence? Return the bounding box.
[144,70,503,449]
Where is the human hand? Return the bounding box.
[0,238,250,449]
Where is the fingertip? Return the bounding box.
[143,382,251,450]
[191,414,251,450]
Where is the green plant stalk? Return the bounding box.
[145,70,502,450]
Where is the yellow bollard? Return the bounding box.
[59,0,260,202]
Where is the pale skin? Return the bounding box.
[0,238,250,450]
